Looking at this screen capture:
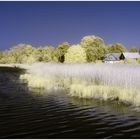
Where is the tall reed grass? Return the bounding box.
[20,63,140,106]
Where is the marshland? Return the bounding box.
[1,34,140,138]
[1,63,140,139]
[20,63,140,107]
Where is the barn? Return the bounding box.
[120,52,140,60]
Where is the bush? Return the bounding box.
[95,60,103,64]
[137,58,140,64]
[124,58,138,64]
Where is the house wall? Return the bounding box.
[104,60,123,64]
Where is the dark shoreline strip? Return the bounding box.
[0,66,26,73]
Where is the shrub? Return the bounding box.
[137,58,140,64]
[124,58,138,64]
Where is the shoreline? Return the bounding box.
[0,64,30,70]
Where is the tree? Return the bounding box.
[85,46,106,62]
[34,46,55,62]
[130,47,138,52]
[0,51,17,64]
[80,35,107,62]
[0,51,3,59]
[107,43,126,53]
[65,44,87,63]
[51,48,61,63]
[57,42,70,62]
[5,44,37,64]
[0,51,6,64]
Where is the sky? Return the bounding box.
[0,1,140,50]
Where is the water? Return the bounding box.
[1,67,140,138]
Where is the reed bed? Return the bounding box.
[20,63,140,106]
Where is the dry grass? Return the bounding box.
[20,62,140,106]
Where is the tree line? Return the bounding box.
[0,35,139,64]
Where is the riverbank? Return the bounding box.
[0,64,30,73]
[0,64,30,69]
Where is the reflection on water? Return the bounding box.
[0,67,140,138]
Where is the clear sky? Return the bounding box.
[0,1,140,50]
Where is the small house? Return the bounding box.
[103,53,121,63]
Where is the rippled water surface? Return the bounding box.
[1,67,140,138]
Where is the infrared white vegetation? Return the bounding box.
[65,44,87,63]
[20,63,140,106]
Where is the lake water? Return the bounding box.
[1,67,140,138]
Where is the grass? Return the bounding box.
[20,62,140,106]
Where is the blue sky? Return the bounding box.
[0,1,140,50]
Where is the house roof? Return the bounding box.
[122,52,140,59]
[104,53,121,61]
